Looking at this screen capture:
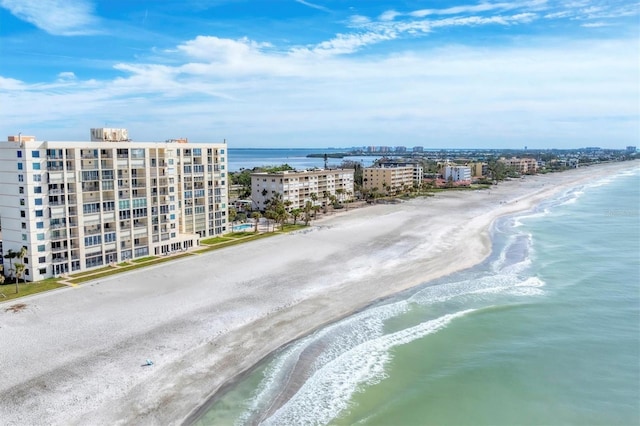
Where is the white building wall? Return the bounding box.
[251,169,354,210]
[444,166,471,182]
[0,137,228,281]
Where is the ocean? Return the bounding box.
[196,166,640,425]
[227,148,379,171]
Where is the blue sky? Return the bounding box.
[0,0,638,148]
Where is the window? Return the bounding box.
[19,186,24,194]
[35,198,43,205]
[36,222,44,229]
[32,151,40,158]
[34,186,42,194]
[21,222,26,229]
[18,174,24,182]
[39,268,47,274]
[20,198,25,206]
[38,244,46,252]
[34,174,41,182]
[17,151,23,158]
[39,257,46,263]
[20,210,26,218]
[33,163,41,170]
[18,163,23,170]
[220,149,225,154]
[37,233,45,240]
[35,210,43,217]
[22,234,27,241]
[84,235,102,246]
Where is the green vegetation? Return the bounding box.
[131,256,157,263]
[0,279,65,301]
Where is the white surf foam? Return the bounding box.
[261,309,476,426]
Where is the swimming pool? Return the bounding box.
[232,223,253,232]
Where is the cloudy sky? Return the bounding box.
[0,0,638,148]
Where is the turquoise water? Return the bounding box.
[197,167,640,425]
[227,148,379,171]
[232,223,254,232]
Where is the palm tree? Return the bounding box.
[3,249,16,281]
[251,211,262,233]
[13,263,25,294]
[18,245,27,261]
[303,201,313,225]
[322,191,330,213]
[290,208,302,225]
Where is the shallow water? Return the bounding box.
[197,166,640,425]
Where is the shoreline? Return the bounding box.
[0,161,636,425]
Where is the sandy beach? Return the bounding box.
[0,161,636,425]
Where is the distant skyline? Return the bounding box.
[0,0,638,149]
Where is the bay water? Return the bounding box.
[227,148,379,171]
[197,166,640,425]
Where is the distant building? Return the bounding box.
[626,146,637,153]
[377,159,423,184]
[395,146,407,153]
[412,146,424,153]
[0,129,228,281]
[499,157,538,174]
[466,162,487,178]
[363,165,414,194]
[444,166,472,183]
[250,169,354,211]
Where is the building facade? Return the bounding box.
[250,169,354,211]
[499,157,538,174]
[0,130,228,281]
[362,165,414,194]
[444,165,472,183]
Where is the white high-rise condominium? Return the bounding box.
[0,129,229,281]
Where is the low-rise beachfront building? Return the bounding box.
[466,162,488,178]
[250,169,355,211]
[0,129,228,281]
[377,159,424,184]
[362,165,414,194]
[443,166,472,184]
[499,157,538,174]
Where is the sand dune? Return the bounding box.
[0,161,635,425]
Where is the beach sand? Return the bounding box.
[0,161,635,425]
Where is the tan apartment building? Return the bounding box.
[362,165,414,194]
[0,129,228,281]
[251,169,354,211]
[499,157,538,174]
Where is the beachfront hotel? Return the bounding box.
[362,165,416,194]
[0,129,228,281]
[250,169,355,211]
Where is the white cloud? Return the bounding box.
[57,71,77,81]
[379,10,401,21]
[294,0,331,13]
[0,76,26,90]
[0,0,99,35]
[1,35,637,148]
